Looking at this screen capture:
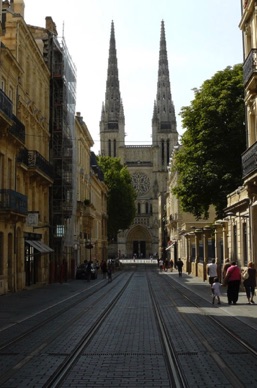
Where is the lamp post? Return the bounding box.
[86,240,93,261]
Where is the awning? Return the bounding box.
[165,243,175,251]
[26,240,54,254]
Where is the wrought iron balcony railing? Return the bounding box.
[28,150,54,179]
[9,114,25,144]
[0,89,12,119]
[0,189,28,215]
[242,141,257,179]
[243,49,257,87]
[16,149,54,179]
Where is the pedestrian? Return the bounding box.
[211,277,222,305]
[242,261,256,304]
[206,259,217,292]
[222,258,231,281]
[176,258,183,277]
[224,261,241,305]
[101,259,107,279]
[86,260,92,282]
[158,258,164,272]
[107,260,113,282]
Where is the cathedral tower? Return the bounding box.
[100,20,178,259]
[100,21,125,157]
[152,20,178,170]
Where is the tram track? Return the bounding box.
[150,270,257,387]
[162,272,257,358]
[0,272,134,387]
[42,272,135,388]
[1,266,256,387]
[0,273,125,351]
[147,274,188,388]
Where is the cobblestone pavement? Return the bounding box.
[1,269,256,331]
[0,268,256,387]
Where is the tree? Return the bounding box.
[173,64,246,219]
[97,156,137,239]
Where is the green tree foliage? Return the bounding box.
[173,64,246,219]
[97,156,137,239]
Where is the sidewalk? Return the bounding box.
[160,268,257,328]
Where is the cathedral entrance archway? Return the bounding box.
[126,225,152,259]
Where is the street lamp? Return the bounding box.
[86,241,93,261]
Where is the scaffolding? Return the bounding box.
[46,34,77,269]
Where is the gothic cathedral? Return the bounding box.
[100,21,178,259]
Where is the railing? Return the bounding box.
[0,189,28,215]
[9,114,25,143]
[243,49,257,86]
[242,141,257,178]
[17,149,54,179]
[28,150,54,179]
[0,89,12,119]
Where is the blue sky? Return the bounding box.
[24,0,243,153]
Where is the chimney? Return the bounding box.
[12,0,25,18]
[45,16,58,36]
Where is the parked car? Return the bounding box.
[76,262,98,280]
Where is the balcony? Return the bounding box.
[0,89,13,131]
[17,149,54,180]
[0,89,12,120]
[243,49,257,89]
[9,114,25,144]
[0,189,28,215]
[242,141,257,179]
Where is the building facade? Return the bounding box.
[165,146,216,279]
[0,1,108,293]
[218,0,257,269]
[0,0,53,294]
[100,21,178,259]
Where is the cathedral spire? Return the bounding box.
[104,20,124,124]
[100,21,125,156]
[152,20,177,135]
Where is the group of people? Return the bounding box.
[158,258,183,276]
[207,258,256,305]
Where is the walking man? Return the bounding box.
[176,258,184,277]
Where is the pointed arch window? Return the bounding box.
[108,139,111,156]
[166,140,170,165]
[114,139,116,157]
[137,203,141,214]
[161,140,165,166]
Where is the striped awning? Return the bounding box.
[26,240,54,254]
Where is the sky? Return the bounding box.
[24,0,243,154]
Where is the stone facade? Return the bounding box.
[0,0,52,293]
[74,113,108,269]
[0,1,108,293]
[165,146,216,279]
[100,21,178,259]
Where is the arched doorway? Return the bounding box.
[126,225,152,259]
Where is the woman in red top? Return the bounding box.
[243,262,256,304]
[225,261,241,305]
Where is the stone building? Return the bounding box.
[0,0,53,293]
[165,146,216,279]
[218,0,257,268]
[74,113,108,269]
[0,1,108,293]
[100,20,178,259]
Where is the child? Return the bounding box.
[211,277,222,305]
